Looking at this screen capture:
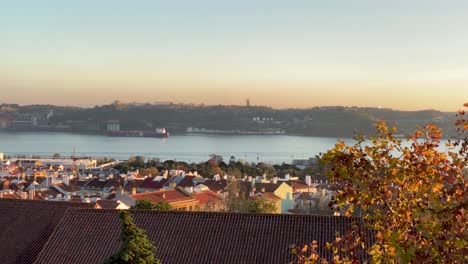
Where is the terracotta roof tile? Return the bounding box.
[34,210,371,264]
[130,188,194,204]
[287,180,313,191]
[194,190,222,206]
[0,199,95,264]
[254,192,282,201]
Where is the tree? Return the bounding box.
[139,167,159,177]
[292,105,468,263]
[132,200,155,210]
[247,197,278,214]
[152,201,173,211]
[52,153,61,159]
[320,107,466,263]
[103,211,160,264]
[223,178,248,213]
[256,162,276,178]
[132,199,173,211]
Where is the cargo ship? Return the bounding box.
[106,128,169,138]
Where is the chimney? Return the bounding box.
[28,188,35,200]
[261,187,266,193]
[131,183,137,195]
[272,177,278,184]
[305,175,312,186]
[62,174,69,186]
[162,192,166,199]
[3,179,9,190]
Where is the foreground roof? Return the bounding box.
[0,199,95,264]
[34,210,367,264]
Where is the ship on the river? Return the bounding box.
[186,127,285,135]
[106,127,169,138]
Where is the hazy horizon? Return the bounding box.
[2,0,468,111]
[1,98,464,113]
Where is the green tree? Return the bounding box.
[132,200,155,210]
[247,197,277,214]
[152,201,173,211]
[132,199,173,211]
[103,211,160,264]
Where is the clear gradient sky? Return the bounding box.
[1,0,468,111]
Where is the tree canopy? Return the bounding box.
[247,197,278,214]
[132,199,173,211]
[293,104,467,263]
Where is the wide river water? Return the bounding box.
[0,132,453,164]
[0,132,354,164]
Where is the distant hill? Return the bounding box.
[0,103,458,137]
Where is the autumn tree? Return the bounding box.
[292,105,467,263]
[139,167,159,177]
[103,211,160,264]
[312,106,467,263]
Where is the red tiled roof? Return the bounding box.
[130,188,194,204]
[254,192,282,201]
[194,190,222,205]
[34,210,371,264]
[0,199,95,264]
[287,180,312,191]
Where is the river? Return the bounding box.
[0,132,356,164]
[0,132,453,164]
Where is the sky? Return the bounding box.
[1,0,468,111]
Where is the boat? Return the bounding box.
[106,128,169,138]
[186,127,286,135]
